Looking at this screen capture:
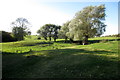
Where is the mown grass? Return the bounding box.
[1,36,120,79]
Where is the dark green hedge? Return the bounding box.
[0,31,17,42]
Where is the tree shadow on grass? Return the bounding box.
[43,48,116,56]
[32,49,119,79]
[56,39,120,45]
[2,51,51,78]
[2,49,119,79]
[22,41,53,46]
[88,39,120,44]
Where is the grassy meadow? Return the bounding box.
[1,36,120,79]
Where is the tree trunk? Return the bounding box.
[49,32,52,41]
[70,38,73,43]
[64,37,67,43]
[54,38,56,42]
[82,35,88,45]
[44,37,47,40]
[49,36,51,41]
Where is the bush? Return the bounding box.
[0,31,16,42]
[37,37,41,40]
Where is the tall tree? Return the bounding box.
[37,25,48,40]
[68,4,106,45]
[59,21,70,42]
[11,18,31,41]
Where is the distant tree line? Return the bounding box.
[2,4,113,45]
[37,4,106,45]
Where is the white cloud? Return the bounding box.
[0,0,72,35]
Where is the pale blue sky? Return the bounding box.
[41,2,118,36]
[0,0,118,36]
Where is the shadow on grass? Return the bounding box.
[89,39,120,44]
[56,39,120,45]
[22,41,54,46]
[43,48,116,55]
[2,48,119,78]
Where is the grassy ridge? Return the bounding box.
[1,36,120,78]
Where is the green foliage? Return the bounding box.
[37,25,48,40]
[67,4,106,44]
[11,18,31,41]
[58,21,70,42]
[37,24,61,41]
[0,31,16,42]
[12,27,25,40]
[36,4,106,44]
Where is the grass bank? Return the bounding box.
[1,36,120,79]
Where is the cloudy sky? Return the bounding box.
[0,0,119,36]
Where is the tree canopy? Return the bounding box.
[58,21,70,42]
[67,4,106,44]
[37,24,61,41]
[37,4,106,45]
[11,18,31,41]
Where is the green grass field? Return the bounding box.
[1,36,120,79]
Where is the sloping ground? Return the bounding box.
[1,37,120,79]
